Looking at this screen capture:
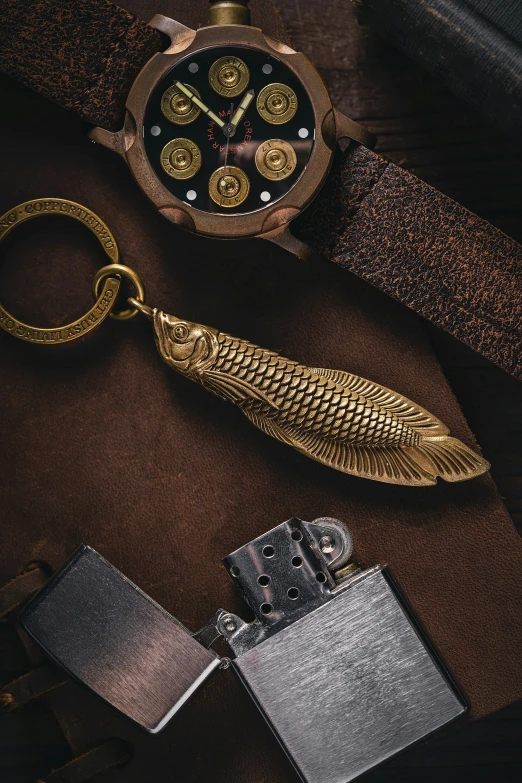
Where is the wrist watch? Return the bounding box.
[1,0,521,379]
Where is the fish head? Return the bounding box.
[153,310,218,374]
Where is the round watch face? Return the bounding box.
[143,46,315,215]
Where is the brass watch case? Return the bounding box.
[90,19,375,248]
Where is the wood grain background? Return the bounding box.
[275,0,522,780]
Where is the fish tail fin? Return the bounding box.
[411,436,490,483]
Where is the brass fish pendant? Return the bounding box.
[133,301,489,486]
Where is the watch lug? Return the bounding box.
[258,224,316,262]
[334,108,376,150]
[148,14,196,52]
[89,126,125,156]
[158,206,196,232]
[263,33,296,56]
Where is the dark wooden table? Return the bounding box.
[275,1,522,780]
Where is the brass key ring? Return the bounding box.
[0,198,144,343]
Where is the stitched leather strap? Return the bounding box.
[0,0,168,131]
[295,144,522,380]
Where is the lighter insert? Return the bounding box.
[20,518,466,783]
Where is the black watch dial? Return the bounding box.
[143,46,315,215]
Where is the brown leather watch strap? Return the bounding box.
[0,0,168,131]
[295,143,522,380]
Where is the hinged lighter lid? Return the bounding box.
[20,546,221,733]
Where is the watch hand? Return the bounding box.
[175,82,225,128]
[220,102,234,208]
[229,89,255,130]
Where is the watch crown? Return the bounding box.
[209,1,251,27]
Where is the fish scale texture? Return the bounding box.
[214,333,419,447]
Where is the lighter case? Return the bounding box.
[20,517,466,783]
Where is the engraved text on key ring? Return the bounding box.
[92,265,146,321]
[0,198,121,344]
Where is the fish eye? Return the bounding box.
[172,323,190,342]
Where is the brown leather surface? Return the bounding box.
[296,144,522,380]
[0,0,168,131]
[0,1,522,782]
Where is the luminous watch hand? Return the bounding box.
[229,89,255,131]
[175,82,225,128]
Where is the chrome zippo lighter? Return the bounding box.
[20,518,466,782]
